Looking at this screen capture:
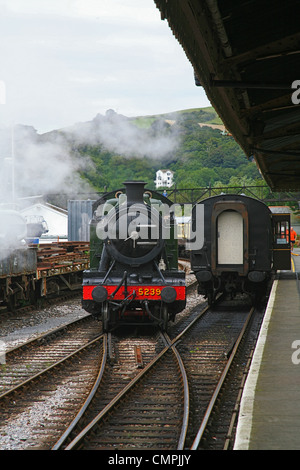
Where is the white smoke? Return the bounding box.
[64,109,180,159]
[0,110,179,203]
[0,124,93,203]
[0,110,180,260]
[0,123,94,259]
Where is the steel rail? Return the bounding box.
[64,305,211,450]
[190,306,255,450]
[52,333,108,450]
[0,333,104,401]
[63,336,177,450]
[162,332,189,450]
[0,315,100,398]
[4,314,93,356]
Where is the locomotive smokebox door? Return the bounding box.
[272,213,291,270]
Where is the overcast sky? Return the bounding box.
[0,0,210,134]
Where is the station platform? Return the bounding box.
[234,248,300,450]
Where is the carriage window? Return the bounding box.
[272,213,291,270]
[274,220,290,244]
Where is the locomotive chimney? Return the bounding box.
[123,181,146,205]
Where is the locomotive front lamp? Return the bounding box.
[161,286,177,303]
[92,286,108,303]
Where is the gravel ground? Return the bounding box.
[0,296,89,351]
[0,296,91,450]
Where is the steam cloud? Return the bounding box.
[0,109,179,204]
[64,109,180,158]
[0,124,92,202]
[0,122,94,258]
[0,109,180,257]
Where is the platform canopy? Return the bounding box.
[154,0,300,191]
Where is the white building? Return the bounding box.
[154,169,174,189]
[20,202,68,240]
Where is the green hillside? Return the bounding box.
[130,106,223,128]
[68,107,261,193]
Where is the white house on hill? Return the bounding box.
[154,169,174,189]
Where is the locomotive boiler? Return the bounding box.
[190,194,291,304]
[82,181,186,331]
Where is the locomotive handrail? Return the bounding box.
[101,260,115,284]
[110,270,127,298]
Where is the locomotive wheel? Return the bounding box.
[207,290,214,306]
[102,302,110,332]
[161,304,168,332]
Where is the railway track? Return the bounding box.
[51,297,262,450]
[53,330,188,450]
[0,315,101,398]
[188,305,255,449]
[0,286,263,450]
[0,316,104,449]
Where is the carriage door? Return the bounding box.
[211,202,248,276]
[217,210,243,265]
[272,213,291,270]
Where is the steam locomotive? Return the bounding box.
[190,194,291,304]
[82,181,186,331]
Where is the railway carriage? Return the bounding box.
[190,194,291,304]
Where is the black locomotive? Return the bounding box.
[82,181,186,331]
[190,194,291,304]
